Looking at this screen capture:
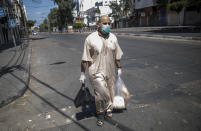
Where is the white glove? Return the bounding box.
[79,72,86,83]
[117,68,122,76]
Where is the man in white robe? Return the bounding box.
[79,15,123,126]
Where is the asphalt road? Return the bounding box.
[0,33,201,131]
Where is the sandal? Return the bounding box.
[97,114,104,126]
[106,109,112,118]
[106,112,112,118]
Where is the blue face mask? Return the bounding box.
[101,25,111,35]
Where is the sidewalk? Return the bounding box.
[74,26,201,41]
[0,42,31,108]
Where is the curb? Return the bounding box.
[71,32,201,42]
[115,33,201,41]
[0,42,31,108]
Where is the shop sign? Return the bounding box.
[8,19,16,28]
[0,8,5,17]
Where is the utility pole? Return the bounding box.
[2,0,8,45]
[10,1,17,47]
[18,0,29,46]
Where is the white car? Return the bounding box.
[33,32,38,35]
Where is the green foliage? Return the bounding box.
[95,6,100,14]
[53,0,75,29]
[109,1,123,18]
[168,1,186,13]
[157,0,201,13]
[157,0,169,5]
[48,8,59,31]
[109,0,135,18]
[185,0,201,12]
[39,19,49,32]
[123,0,135,15]
[73,23,85,29]
[26,20,36,28]
[39,0,76,32]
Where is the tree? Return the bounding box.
[95,6,101,14]
[157,0,201,13]
[39,18,49,32]
[26,20,36,29]
[122,0,135,17]
[185,0,201,12]
[109,1,123,18]
[168,0,186,14]
[53,0,75,30]
[109,0,135,27]
[48,8,59,31]
[26,20,36,34]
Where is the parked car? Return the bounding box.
[32,32,38,35]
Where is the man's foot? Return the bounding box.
[97,113,104,126]
[106,109,112,118]
[97,119,104,126]
[106,112,112,117]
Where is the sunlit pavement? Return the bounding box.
[0,33,201,131]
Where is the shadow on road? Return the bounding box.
[31,75,74,101]
[7,65,135,131]
[0,44,14,53]
[9,72,91,131]
[0,47,26,77]
[30,37,48,41]
[0,65,22,77]
[75,102,96,121]
[105,117,134,131]
[49,61,66,65]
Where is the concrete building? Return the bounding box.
[0,0,27,46]
[135,0,158,26]
[78,0,120,15]
[76,0,120,26]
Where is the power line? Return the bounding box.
[25,5,57,8]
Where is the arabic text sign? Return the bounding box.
[8,19,16,28]
[0,8,5,17]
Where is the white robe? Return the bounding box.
[81,31,123,113]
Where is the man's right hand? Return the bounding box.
[79,72,86,83]
[117,68,122,76]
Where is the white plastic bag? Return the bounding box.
[113,96,125,109]
[113,76,130,109]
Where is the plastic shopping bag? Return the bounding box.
[74,84,94,108]
[113,76,130,109]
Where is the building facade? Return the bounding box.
[135,0,201,26]
[135,0,159,26]
[0,0,27,46]
[76,0,120,26]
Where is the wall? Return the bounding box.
[167,9,201,26]
[184,11,201,25]
[137,7,157,26]
[167,10,179,25]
